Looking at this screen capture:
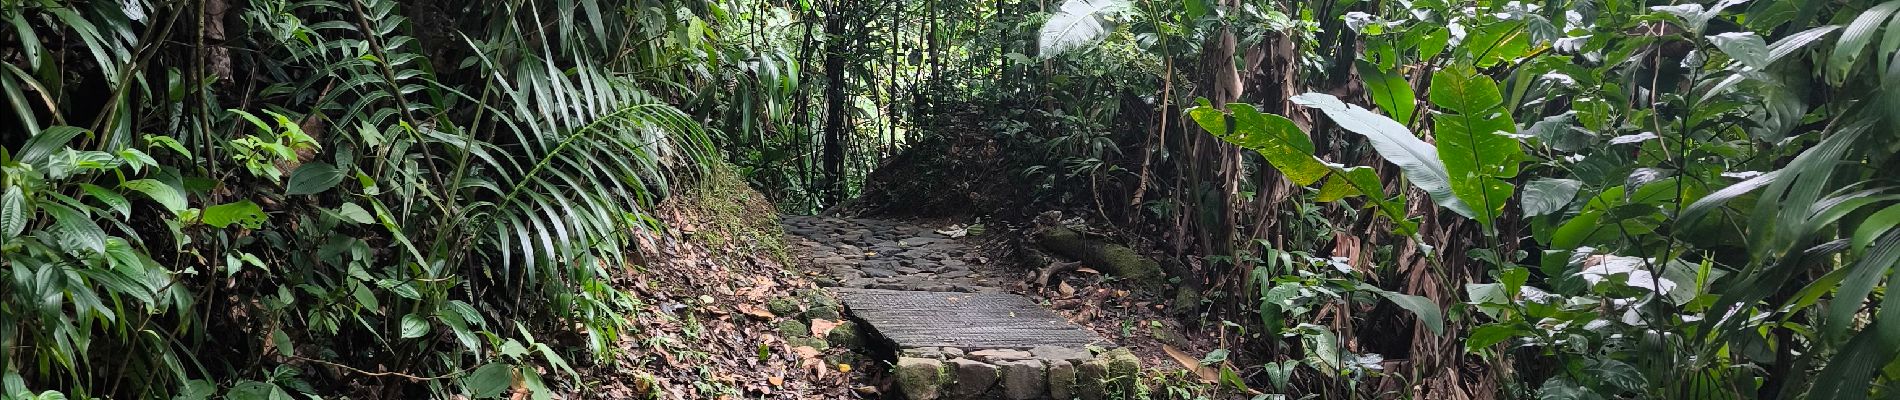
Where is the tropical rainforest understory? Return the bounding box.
[5,0,1900,398]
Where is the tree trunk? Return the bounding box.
[821,3,850,206]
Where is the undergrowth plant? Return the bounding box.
[1184,0,1900,397]
[1,0,729,398]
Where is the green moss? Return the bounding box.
[826,320,864,349]
[786,335,830,350]
[766,297,802,317]
[775,320,810,337]
[894,358,948,400]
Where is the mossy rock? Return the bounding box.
[824,351,865,367]
[1105,349,1140,396]
[806,304,842,321]
[1170,287,1203,316]
[787,335,830,351]
[799,289,843,320]
[826,320,865,350]
[776,320,810,337]
[895,357,949,400]
[766,297,803,317]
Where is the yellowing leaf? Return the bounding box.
[1163,345,1219,382]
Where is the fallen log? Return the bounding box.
[1034,226,1165,287]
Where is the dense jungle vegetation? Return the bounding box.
[4,0,1900,398]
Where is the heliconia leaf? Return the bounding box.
[1767,25,1843,66]
[1188,103,1329,186]
[1038,0,1128,57]
[1292,93,1472,220]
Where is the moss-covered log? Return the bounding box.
[1034,227,1165,286]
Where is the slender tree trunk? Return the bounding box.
[821,2,850,206]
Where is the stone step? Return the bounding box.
[834,288,1140,399]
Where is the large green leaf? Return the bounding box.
[1359,283,1444,335]
[1709,32,1772,70]
[42,203,105,255]
[120,179,187,215]
[1521,178,1582,217]
[1359,61,1417,124]
[1,186,26,240]
[1427,66,1503,115]
[462,363,515,399]
[285,162,345,195]
[1037,0,1128,57]
[400,313,431,339]
[1189,103,1329,185]
[201,200,267,229]
[1430,67,1522,229]
[1292,93,1472,219]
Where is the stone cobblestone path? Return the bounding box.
[782,216,1139,400]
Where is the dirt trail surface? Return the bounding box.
[783,216,1142,399]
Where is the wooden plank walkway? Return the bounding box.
[834,288,1107,350]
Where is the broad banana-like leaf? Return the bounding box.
[1430,67,1523,230]
[1038,0,1128,57]
[1293,93,1474,220]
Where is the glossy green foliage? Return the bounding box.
[0,0,743,398]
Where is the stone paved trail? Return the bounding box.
[782,216,1004,293]
[782,216,1139,400]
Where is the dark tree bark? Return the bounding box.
[821,2,850,206]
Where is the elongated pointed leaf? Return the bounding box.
[285,162,345,195]
[1360,283,1444,335]
[1190,104,1329,185]
[1292,93,1472,219]
[2,186,28,240]
[1830,1,1900,83]
[1359,61,1417,124]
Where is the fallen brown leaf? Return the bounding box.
[790,346,822,359]
[1162,344,1219,382]
[734,304,776,319]
[810,319,841,337]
